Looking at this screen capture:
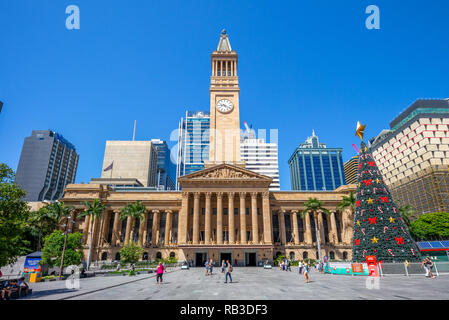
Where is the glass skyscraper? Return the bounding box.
[15,130,79,201]
[176,111,210,189]
[151,139,176,190]
[288,131,346,191]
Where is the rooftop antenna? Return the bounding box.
[132,120,137,141]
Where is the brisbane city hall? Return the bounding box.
[62,30,356,267]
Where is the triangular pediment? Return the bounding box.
[178,163,272,182]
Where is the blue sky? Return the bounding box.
[1,0,448,190]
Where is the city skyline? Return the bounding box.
[1,1,449,190]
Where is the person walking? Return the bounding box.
[156,262,165,284]
[287,259,292,272]
[221,260,226,273]
[209,259,214,275]
[205,260,210,276]
[298,260,303,274]
[303,262,310,283]
[423,257,435,278]
[224,260,233,283]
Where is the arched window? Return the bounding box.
[143,252,148,260]
[115,252,120,261]
[343,251,348,260]
[170,252,176,258]
[275,251,282,258]
[329,251,335,260]
[156,252,162,259]
[101,252,108,261]
[289,252,295,260]
[303,251,308,259]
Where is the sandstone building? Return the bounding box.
[62,30,355,266]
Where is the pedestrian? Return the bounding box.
[116,262,121,271]
[224,260,233,283]
[156,262,165,284]
[298,260,303,274]
[287,259,292,272]
[423,257,435,278]
[209,259,214,275]
[221,260,226,273]
[205,260,210,276]
[303,262,310,283]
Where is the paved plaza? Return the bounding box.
[24,267,449,300]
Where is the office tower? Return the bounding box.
[176,111,210,188]
[370,98,449,214]
[151,139,176,190]
[240,123,280,190]
[288,131,346,191]
[15,130,79,201]
[343,156,358,184]
[101,140,158,187]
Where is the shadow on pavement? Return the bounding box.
[23,288,78,299]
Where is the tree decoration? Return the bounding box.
[351,123,421,263]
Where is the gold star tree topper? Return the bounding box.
[355,121,366,141]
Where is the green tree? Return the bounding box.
[119,241,144,265]
[78,199,105,270]
[41,230,83,268]
[409,212,449,240]
[119,201,146,244]
[300,198,330,262]
[28,206,57,251]
[0,163,31,267]
[338,191,356,214]
[398,205,416,228]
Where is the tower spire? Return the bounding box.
[217,29,232,52]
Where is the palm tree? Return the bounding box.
[79,199,106,271]
[337,191,356,214]
[300,198,330,262]
[399,205,415,228]
[119,201,146,244]
[28,206,57,251]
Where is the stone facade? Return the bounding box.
[62,165,356,266]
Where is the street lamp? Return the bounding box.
[58,216,75,280]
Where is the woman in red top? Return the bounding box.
[156,263,165,284]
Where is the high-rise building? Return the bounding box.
[15,130,79,201]
[370,98,449,214]
[176,111,210,187]
[101,140,158,187]
[343,156,358,184]
[288,131,346,191]
[151,139,176,190]
[240,124,280,190]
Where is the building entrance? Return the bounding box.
[220,252,232,264]
[195,252,207,267]
[245,252,257,266]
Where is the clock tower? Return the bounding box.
[208,29,242,165]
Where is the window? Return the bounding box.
[101,252,108,261]
[115,252,120,261]
[156,252,162,259]
[289,252,295,260]
[170,252,176,258]
[329,251,335,260]
[343,251,348,260]
[143,252,149,260]
[303,251,308,259]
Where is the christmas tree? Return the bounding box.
[352,122,421,263]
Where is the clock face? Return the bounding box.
[216,99,233,113]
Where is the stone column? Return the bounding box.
[110,210,121,246]
[239,192,247,244]
[343,207,353,244]
[124,216,133,244]
[165,210,173,245]
[228,192,235,244]
[262,191,272,244]
[192,192,200,244]
[217,192,223,244]
[278,210,286,244]
[151,210,160,245]
[205,192,212,244]
[291,210,300,245]
[304,212,313,244]
[178,192,189,244]
[251,192,259,243]
[83,215,91,245]
[330,211,338,243]
[141,211,149,245]
[138,212,146,246]
[99,210,111,246]
[317,211,325,244]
